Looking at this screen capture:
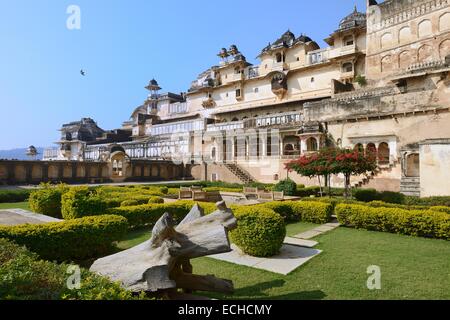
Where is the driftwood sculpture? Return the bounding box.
[90,201,237,298]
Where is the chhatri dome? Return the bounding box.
[339,6,366,30]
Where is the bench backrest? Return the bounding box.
[273,191,284,200]
[243,187,258,194]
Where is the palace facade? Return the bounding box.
[42,0,450,197]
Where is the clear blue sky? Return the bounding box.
[0,0,366,150]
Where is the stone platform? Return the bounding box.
[210,244,321,275]
[0,209,61,226]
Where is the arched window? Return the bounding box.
[276,53,283,63]
[306,137,318,151]
[342,62,353,73]
[366,143,377,156]
[354,143,364,153]
[343,35,354,46]
[406,153,420,177]
[378,142,390,164]
[418,19,432,38]
[211,147,217,161]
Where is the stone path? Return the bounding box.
[210,244,322,275]
[292,220,340,240]
[0,209,61,226]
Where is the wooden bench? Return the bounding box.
[257,191,285,201]
[179,187,193,200]
[192,191,207,201]
[273,191,284,201]
[243,187,259,199]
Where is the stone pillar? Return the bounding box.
[25,163,32,184]
[42,163,49,182]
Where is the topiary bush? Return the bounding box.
[0,215,128,262]
[335,203,450,240]
[159,186,169,195]
[61,187,107,220]
[292,201,334,224]
[29,184,68,219]
[0,238,144,300]
[230,207,286,257]
[273,178,297,196]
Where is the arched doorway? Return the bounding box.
[406,153,420,177]
[378,142,390,164]
[283,136,301,156]
[366,143,377,157]
[354,143,364,153]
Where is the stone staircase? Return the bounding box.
[224,162,256,184]
[353,160,399,189]
[400,177,421,197]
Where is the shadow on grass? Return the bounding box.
[232,279,327,300]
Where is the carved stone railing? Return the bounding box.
[332,86,396,102]
[406,59,448,73]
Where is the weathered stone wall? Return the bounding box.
[0,160,190,186]
[366,0,450,81]
[419,139,450,196]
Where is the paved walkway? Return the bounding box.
[292,219,340,240]
[0,209,61,226]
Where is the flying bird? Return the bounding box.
[80,69,86,76]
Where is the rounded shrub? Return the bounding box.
[29,184,68,218]
[159,186,169,195]
[121,200,139,207]
[148,196,164,204]
[273,178,297,196]
[230,207,286,257]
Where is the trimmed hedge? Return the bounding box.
[61,187,108,219]
[148,196,164,204]
[256,201,333,224]
[0,238,143,300]
[353,189,405,204]
[106,201,217,229]
[121,200,139,207]
[29,185,67,219]
[0,215,128,261]
[230,206,286,257]
[0,189,32,203]
[335,204,450,240]
[430,206,450,214]
[405,196,450,207]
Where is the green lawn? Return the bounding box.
[286,221,319,237]
[117,227,153,250]
[117,221,450,299]
[0,202,30,210]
